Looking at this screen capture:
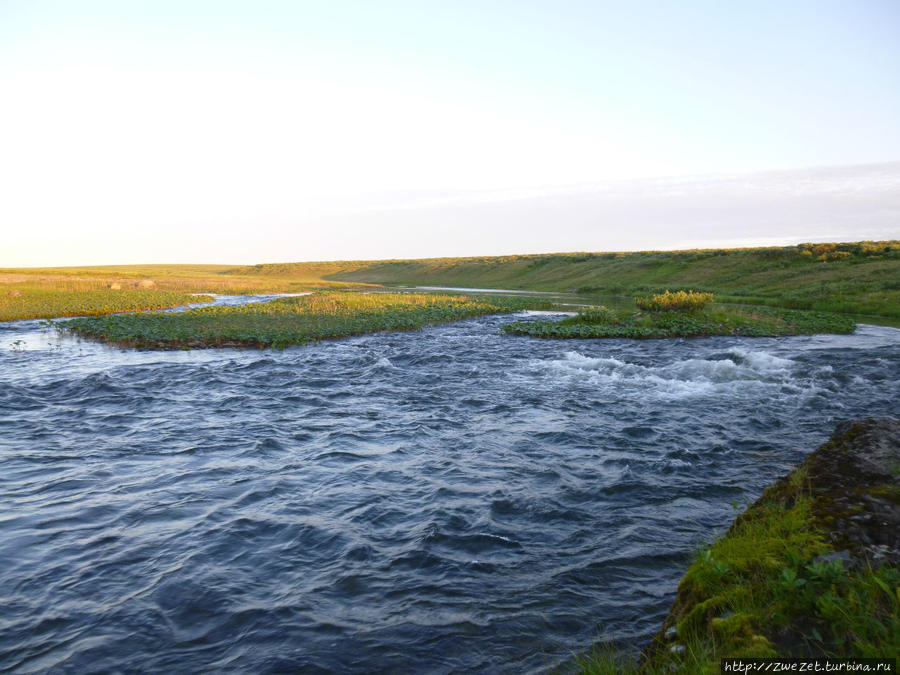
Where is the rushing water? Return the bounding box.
[1,301,898,673]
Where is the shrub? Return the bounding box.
[636,290,714,312]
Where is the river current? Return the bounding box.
[1,300,898,673]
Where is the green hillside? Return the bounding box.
[322,241,900,318]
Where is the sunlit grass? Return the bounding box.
[0,261,371,296]
[0,288,213,322]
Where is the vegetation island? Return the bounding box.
[504,290,855,339]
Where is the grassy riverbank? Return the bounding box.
[0,288,212,322]
[3,240,898,322]
[581,420,900,673]
[504,304,856,339]
[63,292,548,349]
[324,241,900,319]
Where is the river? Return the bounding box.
[1,298,898,672]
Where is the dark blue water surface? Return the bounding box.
[1,306,898,673]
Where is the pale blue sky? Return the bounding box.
[2,1,899,265]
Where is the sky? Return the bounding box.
[2,0,899,266]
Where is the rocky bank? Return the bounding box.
[641,418,900,667]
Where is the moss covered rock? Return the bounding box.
[638,419,899,670]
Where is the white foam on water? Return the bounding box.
[728,347,795,372]
[478,532,515,543]
[531,348,802,399]
[661,458,692,469]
